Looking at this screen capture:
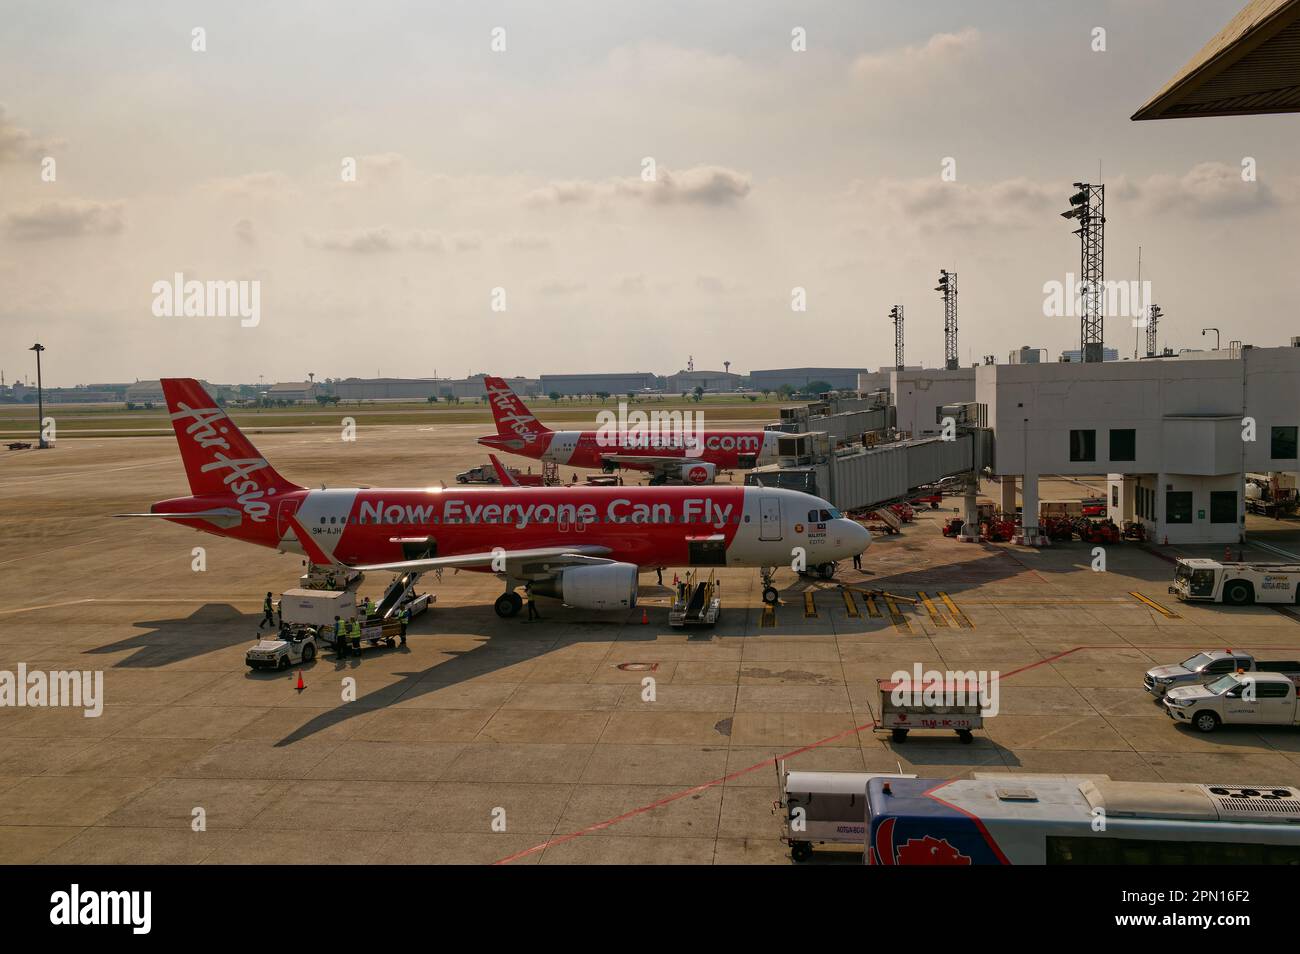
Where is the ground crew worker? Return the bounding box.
[259,592,275,630]
[656,567,664,585]
[852,551,863,571]
[526,587,540,621]
[349,617,362,654]
[399,605,411,645]
[362,596,374,619]
[333,615,348,658]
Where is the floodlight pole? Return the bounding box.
[29,343,47,449]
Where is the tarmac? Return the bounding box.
[3,422,1300,864]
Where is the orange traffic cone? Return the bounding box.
[641,608,649,625]
[295,670,305,692]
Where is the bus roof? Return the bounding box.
[869,776,1300,825]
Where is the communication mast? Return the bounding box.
[889,305,904,371]
[935,270,958,370]
[1145,304,1162,358]
[1061,182,1106,363]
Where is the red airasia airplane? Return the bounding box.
[121,379,869,616]
[476,376,780,485]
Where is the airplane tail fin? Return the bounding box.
[160,378,303,498]
[483,376,551,443]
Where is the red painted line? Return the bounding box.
[492,644,1092,865]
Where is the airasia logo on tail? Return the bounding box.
[487,382,541,444]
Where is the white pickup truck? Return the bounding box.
[1144,651,1300,698]
[1169,558,1300,604]
[1165,672,1300,733]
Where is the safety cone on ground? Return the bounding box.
[295,670,305,692]
[641,608,648,625]
[1224,546,1232,561]
[1164,535,1169,546]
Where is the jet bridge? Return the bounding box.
[746,429,992,513]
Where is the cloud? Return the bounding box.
[6,199,125,240]
[868,176,1057,232]
[0,106,62,163]
[234,218,255,244]
[851,28,981,82]
[204,171,295,199]
[504,233,552,251]
[615,274,646,294]
[303,227,467,253]
[1113,162,1283,217]
[524,164,751,208]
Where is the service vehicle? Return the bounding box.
[873,677,986,743]
[1143,650,1300,697]
[776,767,915,862]
[456,463,516,484]
[864,774,1300,864]
[668,570,720,627]
[1169,557,1300,604]
[1164,671,1300,732]
[246,625,318,670]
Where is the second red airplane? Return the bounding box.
[476,376,780,484]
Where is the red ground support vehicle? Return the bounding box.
[1121,520,1146,541]
[889,502,915,522]
[941,517,965,538]
[1081,497,1107,518]
[1079,519,1120,544]
[1041,514,1076,542]
[909,494,942,510]
[981,517,1015,542]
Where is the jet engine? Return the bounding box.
[681,461,717,485]
[530,562,638,610]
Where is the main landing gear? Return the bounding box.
[494,591,523,618]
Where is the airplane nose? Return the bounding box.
[845,519,871,554]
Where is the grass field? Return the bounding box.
[0,395,790,438]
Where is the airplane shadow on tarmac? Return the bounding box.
[83,603,261,668]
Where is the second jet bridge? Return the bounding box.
[745,430,992,513]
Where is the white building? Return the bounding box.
[891,368,977,438]
[976,345,1300,545]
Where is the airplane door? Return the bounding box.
[276,499,299,538]
[759,496,782,541]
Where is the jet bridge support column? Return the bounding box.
[1018,472,1047,546]
[959,489,980,542]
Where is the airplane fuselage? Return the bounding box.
[478,428,781,472]
[156,484,867,571]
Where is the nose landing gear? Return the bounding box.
[760,567,780,605]
[494,591,523,618]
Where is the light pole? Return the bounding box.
[29,343,46,448]
[1202,327,1220,351]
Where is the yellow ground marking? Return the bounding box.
[937,591,974,629]
[841,589,861,618]
[761,603,776,628]
[1129,591,1181,619]
[803,590,818,618]
[917,591,949,627]
[865,596,882,618]
[884,596,912,634]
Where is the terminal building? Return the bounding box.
[539,372,657,396]
[980,345,1300,546]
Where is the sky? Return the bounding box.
[2,0,1298,387]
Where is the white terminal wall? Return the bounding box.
[891,368,977,438]
[976,347,1300,544]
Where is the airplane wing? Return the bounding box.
[599,454,685,476]
[349,544,614,575]
[114,508,243,529]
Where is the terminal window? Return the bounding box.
[1271,426,1298,460]
[1166,491,1193,524]
[1210,490,1237,524]
[1108,429,1136,462]
[1069,429,1096,462]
